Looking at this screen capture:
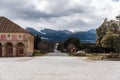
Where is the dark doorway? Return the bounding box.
[0,43,2,57]
[17,43,24,56]
[6,42,13,57]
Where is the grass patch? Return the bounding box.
[68,53,108,60]
[33,50,48,56]
[86,53,108,60]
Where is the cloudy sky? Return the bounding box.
[0,0,120,32]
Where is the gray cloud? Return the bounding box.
[0,0,119,32]
[112,0,120,2]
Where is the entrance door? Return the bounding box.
[0,43,2,57]
[18,48,24,54]
[6,43,13,57]
[17,43,24,56]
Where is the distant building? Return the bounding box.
[67,44,76,52]
[0,17,34,57]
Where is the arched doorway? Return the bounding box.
[6,42,13,57]
[0,43,2,57]
[17,43,25,56]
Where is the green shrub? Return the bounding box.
[33,50,47,56]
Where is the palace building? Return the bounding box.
[0,17,34,57]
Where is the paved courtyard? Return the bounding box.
[0,52,120,80]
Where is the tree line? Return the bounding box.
[33,15,120,54]
[57,15,120,53]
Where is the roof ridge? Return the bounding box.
[0,17,29,33]
[4,17,28,33]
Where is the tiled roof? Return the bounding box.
[0,17,28,33]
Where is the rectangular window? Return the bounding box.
[23,35,26,40]
[1,34,6,40]
[12,35,17,40]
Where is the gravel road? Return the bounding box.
[0,52,120,80]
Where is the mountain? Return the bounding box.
[26,28,72,41]
[26,27,96,43]
[87,29,96,34]
[40,29,73,35]
[26,28,41,36]
[72,29,96,43]
[40,29,73,41]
